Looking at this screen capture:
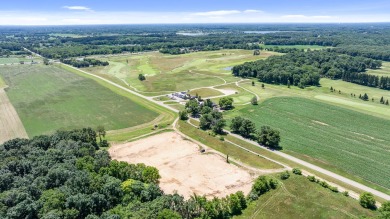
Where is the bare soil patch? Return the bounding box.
[108,132,255,198]
[0,89,28,144]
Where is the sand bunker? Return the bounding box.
[109,132,255,198]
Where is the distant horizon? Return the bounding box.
[1,0,390,25]
[1,22,390,27]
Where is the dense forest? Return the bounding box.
[0,128,278,219]
[2,24,390,59]
[232,50,382,88]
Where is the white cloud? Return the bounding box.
[192,10,241,16]
[63,6,92,11]
[244,10,263,13]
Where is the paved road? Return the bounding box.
[229,132,390,200]
[64,66,390,200]
[23,48,390,200]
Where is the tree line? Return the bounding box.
[62,58,109,68]
[232,50,381,88]
[0,127,284,218]
[230,116,281,149]
[341,71,390,90]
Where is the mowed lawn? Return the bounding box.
[236,174,377,219]
[230,97,390,188]
[0,64,158,137]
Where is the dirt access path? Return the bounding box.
[0,89,28,144]
[109,132,256,199]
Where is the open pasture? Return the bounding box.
[236,174,377,219]
[0,64,159,137]
[229,97,390,189]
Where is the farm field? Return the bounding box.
[0,75,5,88]
[0,55,41,64]
[236,174,377,219]
[226,97,390,189]
[0,89,28,144]
[0,64,159,137]
[109,132,256,198]
[84,50,276,94]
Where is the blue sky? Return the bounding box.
[1,0,390,25]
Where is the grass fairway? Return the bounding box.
[236,174,377,219]
[0,64,159,137]
[228,97,390,189]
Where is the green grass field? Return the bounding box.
[0,64,159,137]
[227,97,390,189]
[236,174,377,219]
[0,57,36,64]
[188,88,223,98]
[367,61,390,77]
[213,83,254,105]
[240,78,390,119]
[85,50,277,94]
[177,120,282,170]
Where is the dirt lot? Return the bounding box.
[109,132,256,198]
[0,89,28,144]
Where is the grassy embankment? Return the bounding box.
[177,120,282,170]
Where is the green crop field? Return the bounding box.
[85,50,277,94]
[0,64,159,137]
[227,97,390,189]
[236,174,377,219]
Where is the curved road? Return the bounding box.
[23,48,390,201]
[72,62,390,201]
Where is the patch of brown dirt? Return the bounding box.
[108,132,255,198]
